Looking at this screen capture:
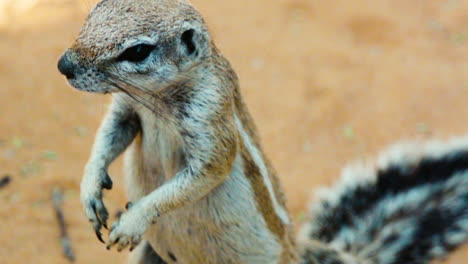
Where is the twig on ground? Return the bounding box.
[52,188,75,262]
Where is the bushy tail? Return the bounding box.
[298,136,468,264]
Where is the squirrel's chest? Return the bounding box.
[137,111,184,181]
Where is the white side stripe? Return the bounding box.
[234,114,290,225]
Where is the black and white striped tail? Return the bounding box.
[299,136,468,264]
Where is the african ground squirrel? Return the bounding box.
[57,0,468,263]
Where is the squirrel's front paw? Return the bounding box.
[106,205,148,252]
[80,168,113,243]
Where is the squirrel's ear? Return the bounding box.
[181,29,197,56]
[179,21,210,59]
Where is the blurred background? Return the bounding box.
[0,0,466,263]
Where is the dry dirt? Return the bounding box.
[0,0,467,263]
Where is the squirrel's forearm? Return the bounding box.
[138,165,228,220]
[137,127,237,221]
[87,100,140,170]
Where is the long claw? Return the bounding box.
[100,207,109,230]
[95,229,104,244]
[89,200,106,243]
[91,199,109,233]
[82,169,113,245]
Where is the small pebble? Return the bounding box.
[0,175,11,189]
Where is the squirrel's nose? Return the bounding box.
[57,52,77,79]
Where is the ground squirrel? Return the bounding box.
[57,0,468,263]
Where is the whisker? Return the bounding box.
[106,59,203,97]
[102,62,204,119]
[106,73,155,96]
[102,78,159,115]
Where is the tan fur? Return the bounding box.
[73,0,202,60]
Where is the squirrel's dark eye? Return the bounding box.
[117,44,155,63]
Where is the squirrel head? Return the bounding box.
[57,0,212,94]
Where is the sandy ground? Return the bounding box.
[0,0,466,263]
